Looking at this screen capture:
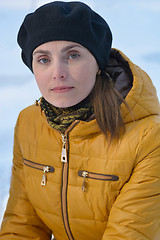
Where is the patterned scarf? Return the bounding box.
[40,97,94,133]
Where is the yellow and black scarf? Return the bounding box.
[40,97,94,133]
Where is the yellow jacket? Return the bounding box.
[0,49,160,240]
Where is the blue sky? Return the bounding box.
[0,0,160,222]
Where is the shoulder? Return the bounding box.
[119,115,160,166]
[18,104,41,122]
[138,115,160,141]
[133,115,160,148]
[15,104,43,132]
[20,104,40,116]
[133,115,160,166]
[14,103,49,146]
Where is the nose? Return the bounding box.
[51,59,67,81]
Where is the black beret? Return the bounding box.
[17,1,112,71]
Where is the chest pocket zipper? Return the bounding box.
[23,158,55,186]
[78,170,119,192]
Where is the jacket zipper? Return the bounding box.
[78,170,119,192]
[61,133,74,240]
[61,134,67,163]
[23,158,55,186]
[60,121,79,240]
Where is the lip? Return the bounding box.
[51,86,74,93]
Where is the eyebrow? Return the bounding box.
[61,44,82,53]
[33,50,51,56]
[33,44,82,56]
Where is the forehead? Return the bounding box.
[33,41,85,54]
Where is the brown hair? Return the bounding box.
[91,71,128,141]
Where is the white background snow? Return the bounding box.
[0,0,160,223]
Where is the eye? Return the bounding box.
[38,57,50,64]
[66,51,80,60]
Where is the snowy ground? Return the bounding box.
[0,0,160,223]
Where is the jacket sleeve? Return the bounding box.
[0,114,51,239]
[102,123,160,240]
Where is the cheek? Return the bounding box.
[33,64,46,84]
[84,69,97,86]
[79,73,96,95]
[34,74,46,92]
[34,68,48,84]
[88,76,96,91]
[81,60,98,79]
[75,63,97,81]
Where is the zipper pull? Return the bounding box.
[61,135,67,163]
[82,171,88,192]
[41,166,50,186]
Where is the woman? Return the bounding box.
[0,1,160,240]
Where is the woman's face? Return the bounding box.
[32,41,99,108]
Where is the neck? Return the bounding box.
[40,95,94,133]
